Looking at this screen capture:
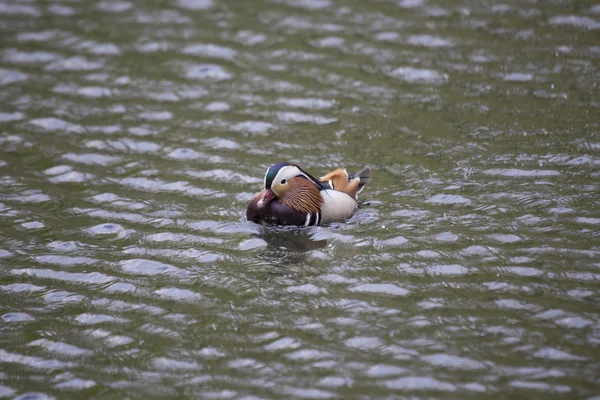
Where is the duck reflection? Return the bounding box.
[260,225,328,251]
[257,225,328,266]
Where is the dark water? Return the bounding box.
[1,0,599,398]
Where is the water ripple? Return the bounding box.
[1,0,598,397]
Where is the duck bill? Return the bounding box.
[257,189,276,208]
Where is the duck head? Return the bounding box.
[254,162,288,208]
[256,162,321,207]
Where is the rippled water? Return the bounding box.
[1,0,599,398]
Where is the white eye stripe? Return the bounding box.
[273,166,304,185]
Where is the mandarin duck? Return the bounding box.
[247,162,371,226]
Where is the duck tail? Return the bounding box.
[349,166,371,197]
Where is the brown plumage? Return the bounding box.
[279,177,323,215]
[319,168,360,199]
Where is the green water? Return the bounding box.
[1,0,599,398]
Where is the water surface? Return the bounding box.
[1,0,599,398]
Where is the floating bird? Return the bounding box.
[247,162,371,226]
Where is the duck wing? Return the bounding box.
[319,167,371,199]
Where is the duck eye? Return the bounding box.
[281,179,287,184]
